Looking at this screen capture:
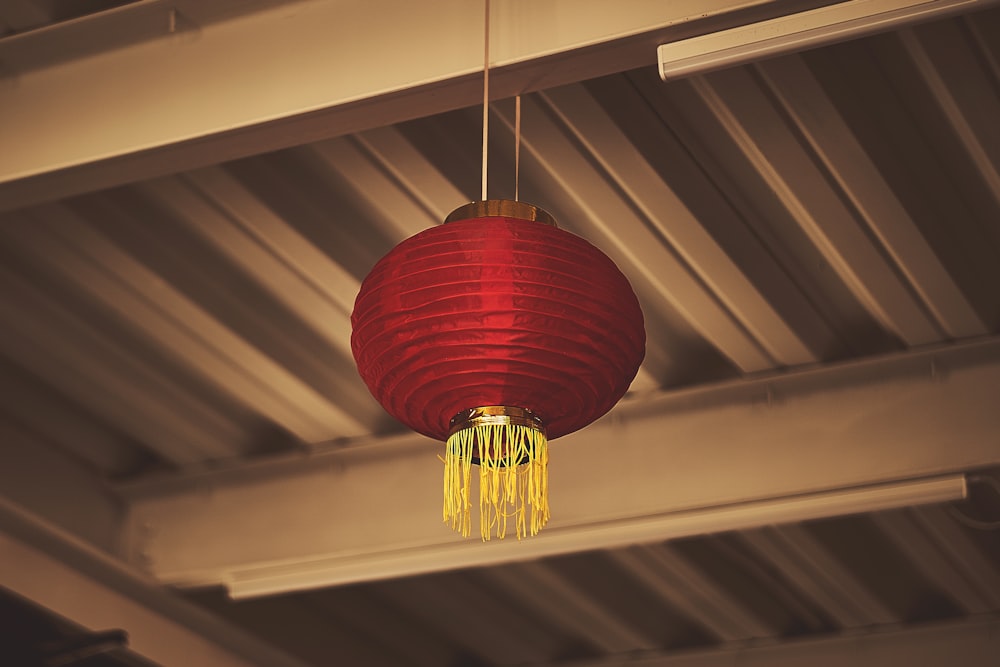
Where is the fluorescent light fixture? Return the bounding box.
[658,0,988,80]
[227,473,966,598]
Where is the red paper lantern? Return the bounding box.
[351,200,645,539]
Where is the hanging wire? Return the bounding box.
[481,0,490,201]
[514,94,521,201]
[482,1,523,202]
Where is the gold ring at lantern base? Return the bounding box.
[444,405,550,540]
[444,200,558,227]
[448,405,545,466]
[448,405,545,438]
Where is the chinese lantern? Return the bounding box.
[351,200,645,539]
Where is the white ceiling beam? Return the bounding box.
[308,137,445,242]
[0,0,808,211]
[755,54,988,340]
[965,11,1000,80]
[913,505,1000,608]
[372,574,546,665]
[495,92,775,373]
[221,474,965,599]
[0,356,144,475]
[0,497,310,667]
[13,201,364,445]
[350,126,469,227]
[608,545,776,641]
[898,24,1000,208]
[305,586,458,667]
[148,175,356,357]
[591,69,850,364]
[0,215,242,465]
[688,72,944,345]
[871,509,998,614]
[182,165,363,321]
[540,83,816,367]
[538,614,1000,667]
[120,337,999,593]
[0,421,122,553]
[738,525,898,627]
[134,177,371,441]
[486,562,662,653]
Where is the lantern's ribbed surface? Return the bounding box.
[351,202,644,539]
[351,213,645,443]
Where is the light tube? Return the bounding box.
[658,0,988,80]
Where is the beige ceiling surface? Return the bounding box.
[1,3,999,666]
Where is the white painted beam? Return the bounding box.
[0,0,801,210]
[543,614,1000,667]
[182,165,363,323]
[486,562,662,653]
[350,126,469,228]
[495,92,776,373]
[540,83,816,367]
[587,69,850,364]
[0,498,310,667]
[872,509,999,614]
[121,337,999,593]
[688,71,944,346]
[608,545,776,641]
[146,175,356,358]
[755,53,987,339]
[738,524,898,627]
[0,357,144,476]
[898,23,1000,208]
[308,136,446,242]
[913,505,1000,608]
[226,475,965,598]
[0,420,123,553]
[14,201,366,445]
[0,216,244,465]
[370,573,549,665]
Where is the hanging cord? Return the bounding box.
[514,94,521,201]
[481,0,490,201]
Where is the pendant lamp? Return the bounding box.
[351,199,645,540]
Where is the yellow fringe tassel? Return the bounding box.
[443,423,549,540]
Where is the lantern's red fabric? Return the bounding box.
[351,216,645,442]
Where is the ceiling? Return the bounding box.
[1,1,999,666]
[0,587,158,667]
[185,502,1000,667]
